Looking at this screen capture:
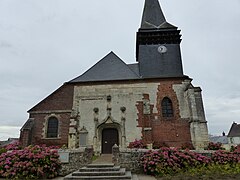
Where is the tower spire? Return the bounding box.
[141,0,176,29]
[136,0,183,78]
[141,0,166,29]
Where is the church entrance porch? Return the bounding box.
[102,128,119,154]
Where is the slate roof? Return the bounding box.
[68,0,184,84]
[69,52,140,83]
[127,63,140,76]
[0,138,19,148]
[140,0,176,29]
[228,122,240,137]
[209,136,228,144]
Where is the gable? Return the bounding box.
[228,123,240,137]
[69,52,140,83]
[28,84,74,112]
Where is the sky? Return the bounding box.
[0,0,240,140]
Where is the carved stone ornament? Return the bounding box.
[107,95,111,101]
[93,107,99,113]
[120,106,126,112]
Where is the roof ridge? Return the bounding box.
[69,52,116,82]
[108,52,140,77]
[69,51,140,83]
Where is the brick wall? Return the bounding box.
[30,113,71,147]
[19,130,30,147]
[20,84,74,147]
[29,84,74,112]
[136,79,192,148]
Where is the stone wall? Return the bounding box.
[73,82,159,152]
[112,146,148,173]
[72,79,198,152]
[112,146,215,173]
[59,147,93,176]
[21,78,209,150]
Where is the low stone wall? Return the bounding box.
[112,146,216,173]
[113,146,148,173]
[58,147,93,176]
[191,150,215,157]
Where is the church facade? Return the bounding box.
[20,0,209,153]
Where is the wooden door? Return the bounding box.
[102,128,119,154]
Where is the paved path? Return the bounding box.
[92,154,112,164]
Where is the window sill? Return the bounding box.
[42,137,61,140]
[162,117,175,120]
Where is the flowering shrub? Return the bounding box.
[140,147,211,176]
[4,141,21,151]
[212,150,240,165]
[205,142,225,150]
[234,144,240,152]
[128,139,145,149]
[141,147,240,177]
[0,145,61,179]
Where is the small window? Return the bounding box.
[47,117,58,138]
[161,97,174,117]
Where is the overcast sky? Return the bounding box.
[0,0,240,140]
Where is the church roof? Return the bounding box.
[140,0,176,29]
[228,122,240,137]
[127,63,140,76]
[69,52,140,83]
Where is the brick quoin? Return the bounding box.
[136,80,192,148]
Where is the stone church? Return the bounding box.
[20,0,209,153]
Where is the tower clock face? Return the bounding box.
[158,45,167,53]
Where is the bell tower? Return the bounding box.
[137,0,184,78]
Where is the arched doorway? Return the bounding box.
[102,128,119,154]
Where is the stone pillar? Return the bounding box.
[112,144,120,165]
[187,87,209,149]
[93,108,99,151]
[120,107,126,148]
[68,109,80,149]
[85,146,94,164]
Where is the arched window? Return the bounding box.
[47,117,58,138]
[161,97,174,117]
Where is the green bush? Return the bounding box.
[205,142,225,150]
[0,148,7,155]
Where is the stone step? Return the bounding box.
[87,163,114,168]
[72,168,126,176]
[64,170,132,180]
[79,166,121,172]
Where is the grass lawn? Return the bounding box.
[157,173,240,180]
